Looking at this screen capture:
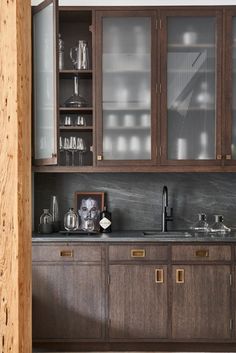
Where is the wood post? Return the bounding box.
[0,0,32,352]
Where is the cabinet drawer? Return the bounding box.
[32,244,102,262]
[109,245,168,261]
[172,245,231,262]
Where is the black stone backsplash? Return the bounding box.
[34,173,236,231]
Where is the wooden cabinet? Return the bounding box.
[108,264,168,339]
[33,5,236,172]
[32,244,105,340]
[171,264,231,339]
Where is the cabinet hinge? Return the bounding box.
[229,273,232,286]
[159,19,162,29]
[230,319,233,331]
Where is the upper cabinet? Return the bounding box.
[95,10,157,166]
[160,10,222,166]
[33,6,236,172]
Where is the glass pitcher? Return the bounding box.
[70,40,89,70]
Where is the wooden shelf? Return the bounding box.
[60,126,93,131]
[59,70,92,79]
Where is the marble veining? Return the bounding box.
[34,173,236,232]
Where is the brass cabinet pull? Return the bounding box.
[131,249,146,258]
[97,155,103,161]
[226,154,232,160]
[155,269,164,283]
[195,249,209,258]
[176,269,185,283]
[60,250,73,257]
[216,154,222,160]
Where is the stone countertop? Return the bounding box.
[32,230,236,243]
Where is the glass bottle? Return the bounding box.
[50,195,60,232]
[190,213,209,235]
[210,215,231,236]
[64,208,78,231]
[58,33,64,70]
[99,206,112,233]
[64,75,87,108]
[39,209,53,234]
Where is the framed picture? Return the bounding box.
[75,192,105,232]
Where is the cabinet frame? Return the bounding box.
[159,9,223,166]
[95,10,158,167]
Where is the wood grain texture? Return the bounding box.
[0,0,31,352]
[109,264,168,339]
[171,265,231,340]
[171,245,231,262]
[108,244,168,262]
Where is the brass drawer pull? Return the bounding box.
[176,269,185,283]
[195,249,209,258]
[131,249,146,258]
[60,250,74,257]
[155,269,164,283]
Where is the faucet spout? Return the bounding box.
[161,185,173,232]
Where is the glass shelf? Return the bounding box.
[59,107,93,112]
[59,70,92,79]
[59,126,93,131]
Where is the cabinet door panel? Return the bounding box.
[96,11,156,166]
[33,0,58,165]
[109,264,168,339]
[172,265,231,339]
[32,263,104,339]
[160,11,222,166]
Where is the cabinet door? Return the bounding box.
[224,11,236,164]
[96,11,157,166]
[160,10,222,166]
[32,263,105,339]
[109,264,168,339]
[172,265,231,340]
[33,0,58,165]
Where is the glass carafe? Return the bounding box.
[210,215,231,236]
[39,209,53,234]
[70,40,89,70]
[190,213,209,235]
[64,208,78,231]
[64,76,87,108]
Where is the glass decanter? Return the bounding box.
[40,209,53,224]
[64,208,78,231]
[190,213,209,235]
[210,215,231,236]
[64,75,87,108]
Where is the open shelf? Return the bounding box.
[60,126,93,131]
[59,107,93,112]
[59,70,92,79]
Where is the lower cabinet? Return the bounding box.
[171,265,231,340]
[108,264,168,339]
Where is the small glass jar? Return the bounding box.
[210,215,231,236]
[39,209,53,234]
[190,213,209,235]
[64,208,78,231]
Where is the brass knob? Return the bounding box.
[97,155,103,161]
[216,154,222,160]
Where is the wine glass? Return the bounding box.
[69,136,77,166]
[63,137,70,166]
[77,137,86,166]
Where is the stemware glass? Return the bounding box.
[76,115,86,126]
[69,136,77,166]
[64,115,72,126]
[63,137,70,166]
[77,137,86,166]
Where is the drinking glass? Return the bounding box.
[69,136,77,166]
[63,137,70,166]
[76,115,86,126]
[64,115,72,126]
[77,137,86,165]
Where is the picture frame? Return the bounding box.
[75,192,105,232]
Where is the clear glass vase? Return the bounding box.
[64,208,78,231]
[210,215,231,236]
[64,76,87,108]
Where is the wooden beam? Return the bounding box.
[0,0,32,352]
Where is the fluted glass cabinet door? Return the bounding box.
[161,11,222,165]
[96,11,156,165]
[33,0,58,165]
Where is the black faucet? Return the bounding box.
[161,185,173,232]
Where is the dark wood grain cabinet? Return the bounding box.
[32,244,105,341]
[32,4,236,172]
[32,241,236,349]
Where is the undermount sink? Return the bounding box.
[143,231,192,238]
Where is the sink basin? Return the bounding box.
[143,231,192,238]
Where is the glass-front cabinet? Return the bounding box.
[96,11,157,166]
[160,10,222,165]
